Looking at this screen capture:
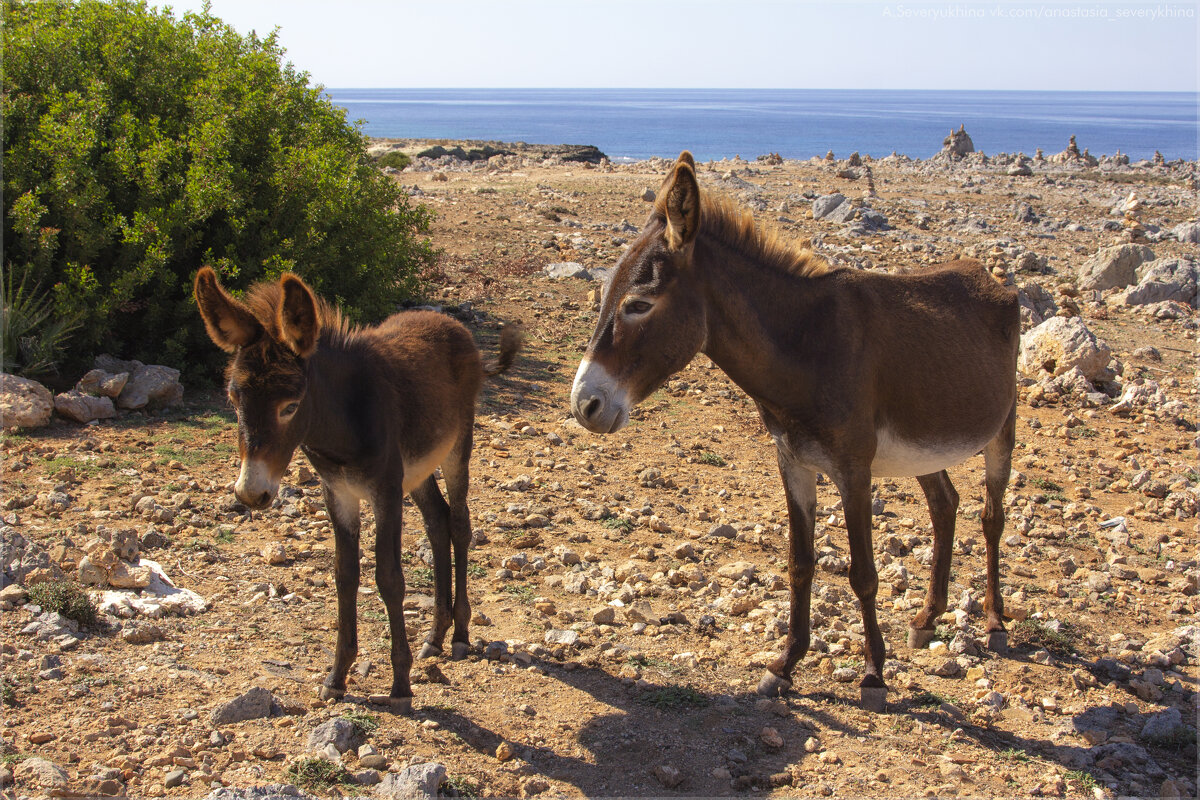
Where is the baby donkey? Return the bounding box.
[195,267,519,711]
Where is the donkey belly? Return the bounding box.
[870,427,990,477]
[401,434,456,494]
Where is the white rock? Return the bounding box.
[1077,244,1155,291]
[54,390,117,423]
[0,373,53,428]
[1019,316,1115,382]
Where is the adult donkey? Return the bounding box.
[196,267,520,712]
[570,152,1018,710]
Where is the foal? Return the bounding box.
[570,152,1019,710]
[195,267,519,711]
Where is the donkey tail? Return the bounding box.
[483,325,522,377]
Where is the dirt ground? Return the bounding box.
[2,142,1197,800]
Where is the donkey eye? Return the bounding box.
[623,299,654,316]
[280,402,300,418]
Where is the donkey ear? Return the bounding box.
[194,267,260,352]
[676,150,696,169]
[278,274,320,358]
[663,162,700,250]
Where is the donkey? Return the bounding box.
[195,267,520,712]
[570,152,1018,711]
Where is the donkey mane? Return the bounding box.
[656,190,834,279]
[241,280,354,345]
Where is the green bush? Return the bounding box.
[26,580,97,626]
[375,150,412,170]
[2,0,436,376]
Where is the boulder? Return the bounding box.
[54,390,117,424]
[375,762,446,800]
[76,368,129,398]
[542,262,590,280]
[811,193,847,220]
[1077,244,1155,291]
[1171,220,1199,244]
[1017,282,1058,330]
[1,528,64,586]
[210,686,277,725]
[0,373,53,429]
[308,718,358,753]
[1019,316,1115,382]
[117,364,183,410]
[15,757,70,793]
[1116,258,1198,308]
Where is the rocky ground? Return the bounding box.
[2,138,1198,800]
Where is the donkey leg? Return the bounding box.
[442,434,474,660]
[372,485,414,712]
[410,477,453,659]
[981,402,1016,653]
[759,457,817,697]
[320,482,360,701]
[908,471,959,649]
[840,469,888,711]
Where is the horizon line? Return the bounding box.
[318,86,1199,95]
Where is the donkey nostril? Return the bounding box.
[257,491,271,507]
[582,396,602,420]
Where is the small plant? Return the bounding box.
[375,150,411,170]
[1,676,17,706]
[0,752,28,767]
[910,690,950,708]
[1142,724,1197,751]
[639,684,708,711]
[1010,619,1077,657]
[408,565,434,589]
[26,580,96,626]
[339,707,378,736]
[501,583,535,603]
[698,451,727,467]
[1030,477,1063,492]
[934,624,955,642]
[285,757,355,790]
[467,563,487,579]
[443,774,481,798]
[1064,770,1099,791]
[215,528,235,544]
[603,517,634,534]
[0,271,80,377]
[999,747,1031,763]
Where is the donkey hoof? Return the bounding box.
[756,670,792,697]
[451,641,470,661]
[986,630,1008,654]
[860,686,888,713]
[908,627,936,649]
[417,642,443,660]
[368,694,413,715]
[318,685,345,701]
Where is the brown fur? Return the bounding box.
[195,267,519,708]
[575,152,1019,709]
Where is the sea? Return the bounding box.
[325,88,1198,163]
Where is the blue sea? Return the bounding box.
[325,88,1197,163]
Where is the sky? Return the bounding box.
[168,0,1199,92]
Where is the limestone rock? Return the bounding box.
[1077,244,1155,291]
[308,718,358,753]
[117,364,183,410]
[76,368,129,398]
[210,686,277,725]
[15,757,69,792]
[108,560,153,589]
[54,390,117,424]
[1171,220,1199,244]
[542,262,590,280]
[1117,257,1198,308]
[1019,316,1115,382]
[811,193,847,220]
[0,373,53,429]
[375,762,446,800]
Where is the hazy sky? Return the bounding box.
[170,1,1198,91]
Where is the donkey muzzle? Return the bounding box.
[234,458,280,509]
[570,358,630,434]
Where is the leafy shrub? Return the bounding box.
[284,757,354,790]
[26,580,97,626]
[375,150,412,170]
[1,271,80,378]
[2,0,437,376]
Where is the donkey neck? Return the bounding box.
[296,334,384,470]
[694,234,845,408]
